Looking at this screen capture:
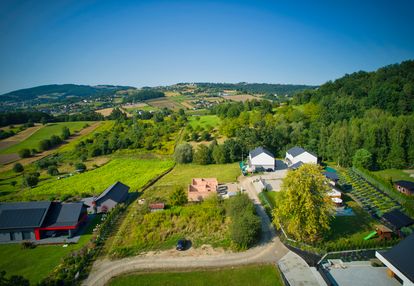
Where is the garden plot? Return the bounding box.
[339,169,401,217]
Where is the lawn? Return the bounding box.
[188,115,221,130]
[108,265,283,286]
[323,199,378,249]
[145,163,239,200]
[0,214,101,284]
[12,157,174,201]
[0,122,90,154]
[373,168,414,183]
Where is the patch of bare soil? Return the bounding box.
[141,245,227,258]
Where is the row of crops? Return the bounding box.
[338,169,401,218]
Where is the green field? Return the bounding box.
[108,265,283,286]
[373,168,414,183]
[188,115,221,130]
[146,163,239,200]
[57,121,114,152]
[0,122,90,154]
[13,157,174,201]
[0,215,101,284]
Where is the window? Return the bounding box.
[22,231,31,240]
[9,232,15,241]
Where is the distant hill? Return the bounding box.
[0,84,134,102]
[293,60,414,122]
[177,82,317,96]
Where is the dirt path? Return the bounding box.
[83,174,290,286]
[0,122,101,172]
[0,124,43,150]
[83,237,288,286]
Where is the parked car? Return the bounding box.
[176,239,187,251]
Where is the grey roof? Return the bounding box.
[395,180,414,192]
[380,233,414,282]
[0,201,51,229]
[287,146,317,158]
[382,209,414,229]
[96,181,130,204]
[290,161,304,170]
[42,202,86,228]
[249,147,274,159]
[324,171,339,181]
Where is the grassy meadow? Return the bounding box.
[373,168,414,183]
[188,115,221,130]
[145,163,239,201]
[108,265,283,286]
[10,157,174,201]
[0,122,90,154]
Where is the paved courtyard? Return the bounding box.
[327,261,400,286]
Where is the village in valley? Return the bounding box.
[1,1,414,286]
[1,65,414,286]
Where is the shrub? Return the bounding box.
[18,148,31,158]
[21,241,36,249]
[75,162,87,172]
[47,165,59,176]
[61,126,70,140]
[38,139,51,151]
[22,173,40,188]
[169,186,188,206]
[174,143,193,164]
[13,163,24,173]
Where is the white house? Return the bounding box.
[285,146,317,168]
[247,147,275,172]
[376,233,414,285]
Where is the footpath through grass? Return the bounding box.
[108,264,283,286]
[0,122,90,154]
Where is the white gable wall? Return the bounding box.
[286,151,317,165]
[295,152,317,164]
[250,152,275,170]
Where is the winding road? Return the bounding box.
[82,175,290,286]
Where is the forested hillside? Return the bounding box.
[0,84,132,102]
[293,60,414,123]
[190,82,317,95]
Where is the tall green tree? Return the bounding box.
[352,148,373,170]
[174,143,193,164]
[193,144,212,165]
[273,164,333,243]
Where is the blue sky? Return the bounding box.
[0,0,413,93]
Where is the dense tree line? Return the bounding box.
[0,111,103,127]
[123,90,165,103]
[293,60,414,123]
[199,100,414,170]
[191,82,317,96]
[0,84,131,102]
[0,111,54,127]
